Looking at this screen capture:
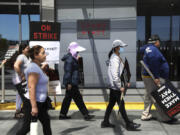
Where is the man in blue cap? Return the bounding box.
[140,35,178,123]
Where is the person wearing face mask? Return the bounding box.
[59,42,94,121]
[101,40,141,130]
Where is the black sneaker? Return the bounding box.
[59,115,71,120]
[84,114,95,121]
[101,121,115,128]
[126,122,141,131]
[163,118,178,124]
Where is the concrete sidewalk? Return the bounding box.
[0,110,180,135]
[0,88,180,135]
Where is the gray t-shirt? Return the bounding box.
[24,62,48,102]
[12,54,30,84]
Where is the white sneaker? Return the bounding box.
[141,113,152,121]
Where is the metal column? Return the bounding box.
[1,65,5,103]
[18,0,22,44]
[145,16,151,41]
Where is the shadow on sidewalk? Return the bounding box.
[60,126,88,135]
[6,119,23,135]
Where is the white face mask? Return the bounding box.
[119,48,124,53]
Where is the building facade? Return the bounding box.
[1,0,180,88]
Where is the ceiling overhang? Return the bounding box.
[0,0,40,14]
[138,0,180,16]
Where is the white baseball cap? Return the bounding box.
[68,42,86,52]
[112,40,128,48]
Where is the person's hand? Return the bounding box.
[2,59,7,65]
[0,59,7,68]
[154,79,161,86]
[20,73,26,81]
[120,87,125,92]
[77,55,81,60]
[67,84,72,90]
[127,83,130,87]
[31,107,38,116]
[41,63,49,71]
[21,75,26,82]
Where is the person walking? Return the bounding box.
[16,45,52,135]
[59,42,94,121]
[13,44,30,118]
[140,35,178,123]
[101,40,141,130]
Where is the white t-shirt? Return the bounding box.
[12,54,30,85]
[24,62,49,102]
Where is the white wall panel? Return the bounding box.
[56,0,137,87]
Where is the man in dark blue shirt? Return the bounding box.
[140,35,174,122]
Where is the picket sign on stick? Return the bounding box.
[140,60,156,81]
[140,60,180,118]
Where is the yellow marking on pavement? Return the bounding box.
[0,103,16,110]
[0,102,156,110]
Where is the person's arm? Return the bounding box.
[14,60,25,81]
[0,59,7,68]
[28,72,39,116]
[110,57,124,92]
[64,60,73,90]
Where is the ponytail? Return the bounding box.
[108,48,114,59]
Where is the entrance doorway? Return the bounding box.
[137,0,180,81]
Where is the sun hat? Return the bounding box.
[68,42,86,52]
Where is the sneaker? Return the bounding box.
[101,121,115,128]
[59,115,71,120]
[141,113,152,121]
[84,114,95,121]
[126,122,141,131]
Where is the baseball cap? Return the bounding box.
[112,40,128,48]
[68,42,86,52]
[148,35,160,44]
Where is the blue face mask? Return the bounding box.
[119,48,124,53]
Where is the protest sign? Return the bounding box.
[151,81,180,118]
[121,57,131,95]
[29,41,60,63]
[44,64,61,95]
[30,22,60,41]
[30,21,61,95]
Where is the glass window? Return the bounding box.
[151,16,170,41]
[137,16,145,41]
[172,16,180,41]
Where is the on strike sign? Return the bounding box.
[151,81,180,118]
[77,19,110,39]
[30,22,60,41]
